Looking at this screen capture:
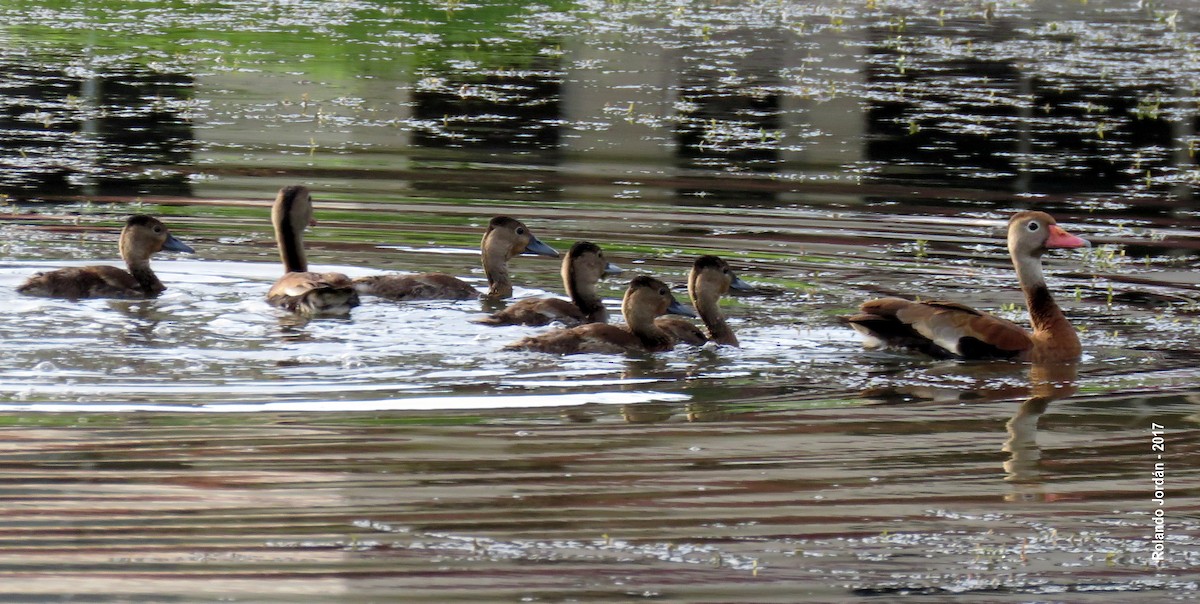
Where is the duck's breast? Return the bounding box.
[654,316,707,346]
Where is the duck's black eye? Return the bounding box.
[154,226,163,233]
[1027,221,1040,232]
[516,227,525,235]
[658,288,667,296]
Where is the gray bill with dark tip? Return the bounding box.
[666,299,696,317]
[523,236,559,257]
[163,234,195,254]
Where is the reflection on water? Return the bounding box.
[2,1,1197,213]
[0,62,193,197]
[1002,363,1079,491]
[1,396,1195,600]
[2,0,1200,600]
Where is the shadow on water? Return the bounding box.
[0,0,1199,600]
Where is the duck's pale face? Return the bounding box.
[624,278,691,322]
[1007,211,1088,258]
[282,189,314,230]
[572,250,607,284]
[120,219,184,261]
[482,223,522,259]
[503,223,544,258]
[624,283,666,320]
[691,266,731,300]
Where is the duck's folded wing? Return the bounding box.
[477,297,585,326]
[848,297,1031,359]
[505,323,638,354]
[353,273,476,301]
[18,266,142,299]
[268,272,359,315]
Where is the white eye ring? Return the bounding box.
[1027,221,1040,232]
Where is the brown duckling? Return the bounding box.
[353,216,559,301]
[266,185,360,316]
[477,241,623,326]
[504,275,695,354]
[17,215,193,299]
[845,211,1089,363]
[655,255,752,347]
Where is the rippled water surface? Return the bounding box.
[1,0,1198,600]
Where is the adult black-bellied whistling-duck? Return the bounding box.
[353,216,559,301]
[504,275,695,355]
[845,211,1089,363]
[266,185,360,316]
[477,241,622,326]
[17,215,194,299]
[655,255,753,347]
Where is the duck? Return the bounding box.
[17,214,193,299]
[266,185,360,316]
[504,275,695,354]
[655,255,753,347]
[845,210,1089,363]
[353,216,559,301]
[477,241,623,326]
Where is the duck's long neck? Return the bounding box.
[624,304,671,352]
[694,288,736,346]
[565,267,606,323]
[132,264,165,295]
[125,256,165,295]
[119,234,166,295]
[483,248,512,299]
[276,214,308,274]
[1014,252,1077,346]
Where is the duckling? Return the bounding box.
[266,185,360,316]
[353,216,559,301]
[17,214,193,299]
[504,275,695,354]
[477,241,623,326]
[655,255,753,347]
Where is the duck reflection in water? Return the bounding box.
[855,359,1079,501]
[621,402,677,424]
[1003,362,1079,501]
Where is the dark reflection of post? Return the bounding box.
[409,55,562,200]
[1002,362,1079,499]
[0,63,194,198]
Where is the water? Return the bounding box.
[0,0,1198,600]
